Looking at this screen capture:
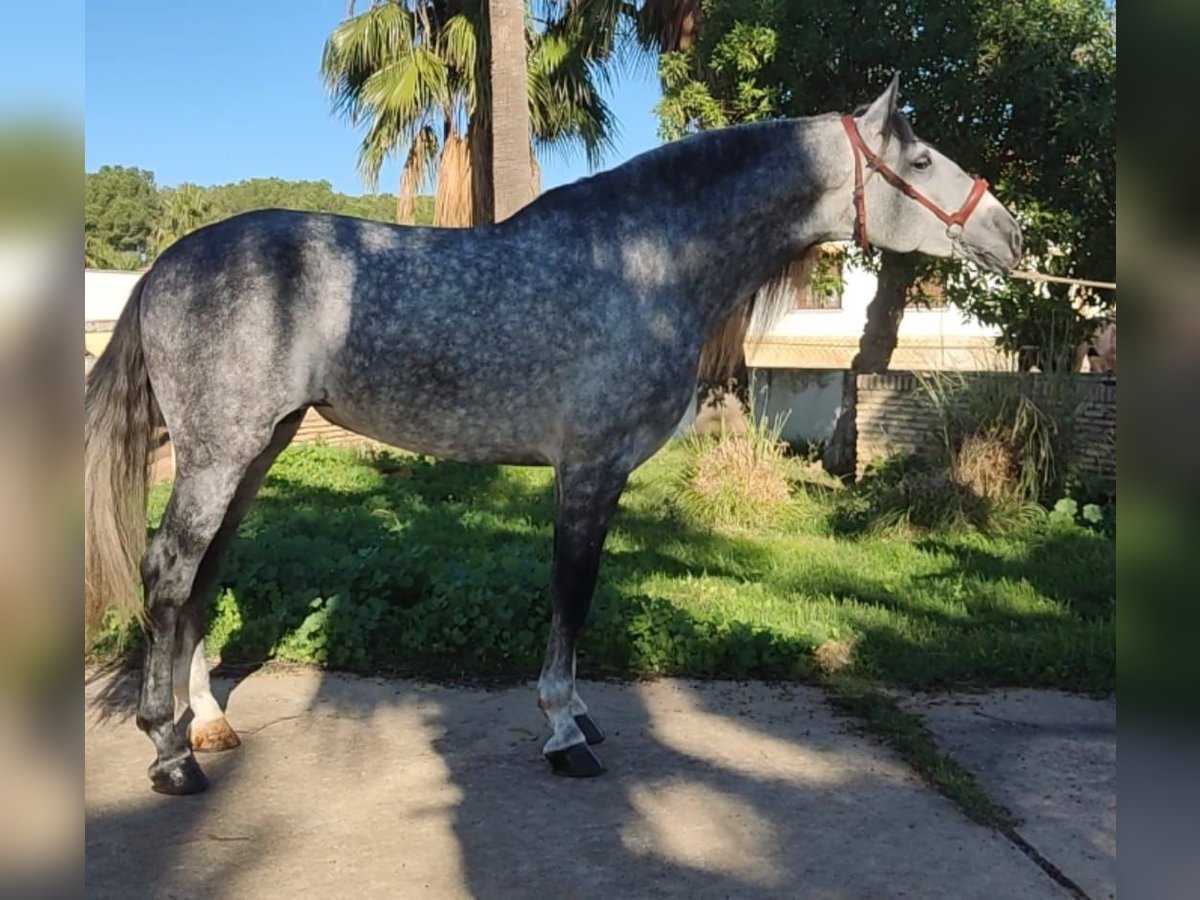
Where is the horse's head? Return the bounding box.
[844,74,1022,273]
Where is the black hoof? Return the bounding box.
[545,743,607,778]
[574,713,605,746]
[150,755,209,795]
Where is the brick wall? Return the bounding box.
[854,371,1116,479]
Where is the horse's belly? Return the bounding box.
[314,399,553,466]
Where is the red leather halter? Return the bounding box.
[841,115,989,252]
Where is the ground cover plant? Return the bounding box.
[94,439,1114,695]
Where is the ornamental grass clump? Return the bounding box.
[834,370,1085,536]
[917,369,1086,504]
[674,411,795,532]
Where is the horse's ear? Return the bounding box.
[857,72,901,140]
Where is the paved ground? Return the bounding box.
[86,671,1114,899]
[902,690,1116,900]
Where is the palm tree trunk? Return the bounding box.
[469,117,493,226]
[488,0,533,221]
[823,252,920,476]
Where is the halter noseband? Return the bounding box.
[841,115,989,252]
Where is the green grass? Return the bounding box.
[123,441,1113,693]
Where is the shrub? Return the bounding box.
[832,454,988,534]
[831,453,1043,536]
[917,370,1086,503]
[672,410,796,531]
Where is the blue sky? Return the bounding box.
[84,1,664,194]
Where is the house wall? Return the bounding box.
[85,269,144,324]
[748,369,844,444]
[748,264,1012,371]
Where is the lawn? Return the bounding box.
[141,442,1115,694]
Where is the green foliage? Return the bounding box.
[830,371,1096,535]
[830,454,995,535]
[319,0,616,218]
[153,184,212,255]
[1050,477,1115,537]
[91,441,1114,693]
[85,165,159,268]
[84,170,431,267]
[916,371,1087,503]
[656,0,1117,365]
[657,22,780,139]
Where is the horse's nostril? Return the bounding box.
[1009,226,1022,260]
[991,210,1022,260]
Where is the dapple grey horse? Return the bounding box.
[85,75,1021,794]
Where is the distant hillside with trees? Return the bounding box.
[85,165,434,269]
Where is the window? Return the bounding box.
[792,245,844,310]
[794,284,843,310]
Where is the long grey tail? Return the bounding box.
[84,273,161,631]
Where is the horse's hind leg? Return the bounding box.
[173,411,304,753]
[539,459,630,778]
[138,417,299,795]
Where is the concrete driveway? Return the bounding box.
[86,670,1113,899]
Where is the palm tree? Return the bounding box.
[321,1,616,227]
[488,0,533,221]
[154,184,213,254]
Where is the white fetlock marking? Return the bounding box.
[542,715,586,754]
[568,691,588,717]
[186,639,225,726]
[539,670,585,754]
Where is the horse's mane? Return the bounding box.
[525,115,845,387]
[696,248,820,387]
[530,116,832,214]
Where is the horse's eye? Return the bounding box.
[912,155,932,171]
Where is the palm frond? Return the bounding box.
[322,0,617,195]
[435,133,475,227]
[443,13,479,107]
[321,3,416,123]
[527,29,616,168]
[397,124,440,223]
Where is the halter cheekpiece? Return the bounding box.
[841,115,989,252]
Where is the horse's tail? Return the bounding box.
[85,273,162,631]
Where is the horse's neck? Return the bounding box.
[673,132,839,332]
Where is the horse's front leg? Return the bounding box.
[539,460,628,777]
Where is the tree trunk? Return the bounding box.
[823,252,920,477]
[488,0,533,222]
[851,252,920,373]
[468,117,493,226]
